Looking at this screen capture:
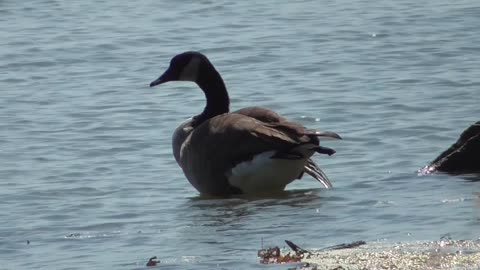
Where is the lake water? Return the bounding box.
[1,0,480,269]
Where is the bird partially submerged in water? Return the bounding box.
[150,51,341,196]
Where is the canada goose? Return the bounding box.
[150,51,341,196]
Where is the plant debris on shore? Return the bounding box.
[258,239,480,270]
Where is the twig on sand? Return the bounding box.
[146,256,160,267]
[258,239,365,265]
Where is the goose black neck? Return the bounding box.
[193,64,230,126]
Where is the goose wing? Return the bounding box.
[234,106,287,123]
[234,107,338,189]
[179,113,338,194]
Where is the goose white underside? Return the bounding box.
[227,151,307,193]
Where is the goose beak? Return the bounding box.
[149,69,173,87]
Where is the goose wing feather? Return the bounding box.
[178,113,323,194]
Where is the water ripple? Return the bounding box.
[2,0,480,268]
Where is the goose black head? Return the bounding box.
[150,51,208,87]
[149,51,230,122]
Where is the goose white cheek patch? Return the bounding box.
[179,57,201,82]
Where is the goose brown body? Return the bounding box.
[151,51,341,196]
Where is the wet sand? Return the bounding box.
[304,240,480,270]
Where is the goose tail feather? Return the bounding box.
[304,129,342,140]
[304,158,333,189]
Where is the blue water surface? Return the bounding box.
[1,0,480,269]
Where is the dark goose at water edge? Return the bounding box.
[149,51,341,196]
